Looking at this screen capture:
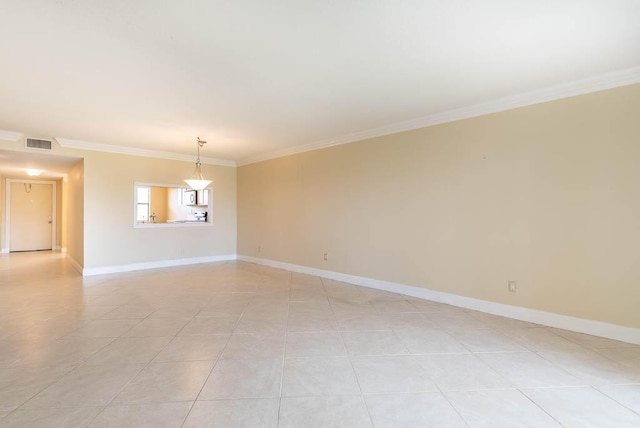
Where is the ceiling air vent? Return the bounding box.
[25,137,53,150]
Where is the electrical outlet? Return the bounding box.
[323,252,328,261]
[508,280,517,293]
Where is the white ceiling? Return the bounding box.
[0,0,639,163]
[0,150,80,179]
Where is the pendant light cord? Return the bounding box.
[196,137,205,165]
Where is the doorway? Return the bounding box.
[5,179,56,252]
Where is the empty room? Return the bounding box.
[0,1,639,427]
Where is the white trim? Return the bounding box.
[0,248,8,254]
[0,130,23,142]
[60,247,67,254]
[237,255,640,345]
[237,66,640,166]
[134,221,212,229]
[65,253,83,274]
[55,137,236,167]
[82,254,237,277]
[4,68,640,168]
[5,179,57,252]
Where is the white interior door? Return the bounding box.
[10,182,53,251]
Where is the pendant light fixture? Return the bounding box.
[184,137,212,191]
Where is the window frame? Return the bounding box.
[136,186,151,223]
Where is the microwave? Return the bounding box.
[183,189,197,205]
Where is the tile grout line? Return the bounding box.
[81,294,193,427]
[517,387,568,427]
[179,270,254,428]
[592,384,640,417]
[428,376,473,428]
[6,302,156,421]
[4,256,640,426]
[324,277,377,428]
[275,271,293,428]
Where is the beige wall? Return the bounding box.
[82,151,236,268]
[61,178,68,250]
[238,84,640,328]
[55,178,63,249]
[149,186,168,223]
[0,140,237,270]
[0,176,4,250]
[66,159,84,267]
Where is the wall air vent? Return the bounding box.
[25,137,53,150]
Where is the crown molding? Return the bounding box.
[4,66,640,168]
[0,130,23,142]
[237,66,640,166]
[55,138,237,167]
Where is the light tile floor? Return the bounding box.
[1,251,639,427]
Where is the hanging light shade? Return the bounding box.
[185,137,212,191]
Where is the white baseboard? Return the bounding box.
[2,248,66,254]
[237,255,640,345]
[82,254,237,277]
[65,254,83,274]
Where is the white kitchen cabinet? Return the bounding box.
[197,189,209,206]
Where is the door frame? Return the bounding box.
[3,179,57,253]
